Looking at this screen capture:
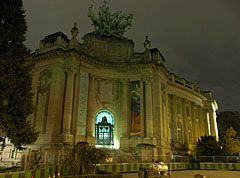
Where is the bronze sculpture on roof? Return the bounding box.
[88,0,133,39]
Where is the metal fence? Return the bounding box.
[1,149,240,170]
[198,156,240,163]
[0,150,68,170]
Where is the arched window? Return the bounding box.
[95,110,114,145]
[177,121,182,143]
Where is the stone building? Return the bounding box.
[29,23,218,160]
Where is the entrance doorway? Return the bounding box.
[95,110,114,145]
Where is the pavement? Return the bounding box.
[122,170,240,178]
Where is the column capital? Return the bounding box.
[190,102,196,106]
[120,78,130,84]
[143,76,153,83]
[89,74,97,81]
[64,66,77,74]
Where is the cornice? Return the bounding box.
[31,48,81,63]
[167,80,206,101]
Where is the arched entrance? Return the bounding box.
[95,110,114,145]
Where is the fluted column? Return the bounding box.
[145,77,153,138]
[62,67,75,135]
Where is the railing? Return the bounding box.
[0,150,67,170]
[1,149,240,170]
[199,156,240,163]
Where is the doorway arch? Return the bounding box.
[95,110,114,145]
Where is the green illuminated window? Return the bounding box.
[95,110,114,145]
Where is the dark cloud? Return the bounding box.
[22,0,240,112]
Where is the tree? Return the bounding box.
[65,142,109,175]
[196,136,223,157]
[217,111,240,141]
[222,127,240,156]
[0,0,38,150]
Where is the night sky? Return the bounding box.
[22,0,240,112]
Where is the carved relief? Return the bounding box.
[97,79,114,104]
[76,73,89,136]
[34,69,52,134]
[39,69,52,94]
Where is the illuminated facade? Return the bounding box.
[29,24,218,160]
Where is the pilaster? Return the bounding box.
[120,78,130,149]
[143,76,156,145]
[86,74,96,145]
[62,66,76,143]
[140,79,145,139]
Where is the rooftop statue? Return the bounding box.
[88,0,133,39]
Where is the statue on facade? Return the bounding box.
[88,1,133,39]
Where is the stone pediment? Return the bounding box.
[82,33,135,63]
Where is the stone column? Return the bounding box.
[159,83,164,146]
[162,86,168,145]
[86,74,96,144]
[145,77,154,139]
[62,67,75,143]
[182,99,189,144]
[209,109,216,137]
[213,111,219,140]
[202,108,209,136]
[170,95,177,143]
[198,106,205,137]
[121,79,129,138]
[140,79,145,138]
[191,103,197,143]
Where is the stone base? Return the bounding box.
[143,137,157,145]
[120,137,130,151]
[61,134,73,144]
[86,136,96,145]
[75,135,87,143]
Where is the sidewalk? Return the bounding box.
[122,170,240,178]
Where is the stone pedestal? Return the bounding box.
[143,137,157,145]
[136,142,157,162]
[61,134,73,144]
